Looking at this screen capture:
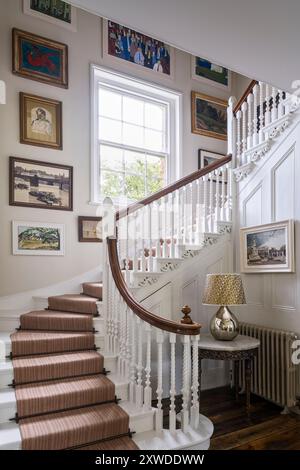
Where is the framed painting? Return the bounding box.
[191,56,231,90]
[12,28,68,88]
[78,217,103,242]
[103,20,174,78]
[240,220,295,273]
[23,0,77,32]
[12,221,64,256]
[20,92,62,150]
[191,92,227,140]
[9,156,73,211]
[198,149,225,169]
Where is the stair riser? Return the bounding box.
[0,368,13,390]
[0,318,19,332]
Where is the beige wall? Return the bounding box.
[0,0,249,297]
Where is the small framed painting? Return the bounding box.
[9,156,73,211]
[103,20,174,78]
[23,0,77,32]
[78,217,103,242]
[191,56,231,90]
[12,28,68,88]
[12,221,64,256]
[198,149,225,170]
[240,220,295,273]
[20,93,62,150]
[191,92,227,140]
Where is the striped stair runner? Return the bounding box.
[9,282,138,450]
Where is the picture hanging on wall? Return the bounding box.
[240,220,295,273]
[12,28,69,88]
[191,91,227,140]
[20,92,63,150]
[103,20,174,78]
[198,149,225,170]
[23,0,77,31]
[191,56,231,90]
[12,221,65,256]
[78,217,103,243]
[9,156,73,211]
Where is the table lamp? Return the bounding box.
[203,273,246,341]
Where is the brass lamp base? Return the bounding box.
[210,305,239,341]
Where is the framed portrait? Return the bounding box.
[23,0,77,32]
[191,92,227,140]
[20,93,62,150]
[78,217,103,242]
[9,156,73,211]
[240,220,295,273]
[12,221,64,256]
[191,56,231,90]
[103,20,174,79]
[12,28,68,88]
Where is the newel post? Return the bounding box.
[227,96,237,167]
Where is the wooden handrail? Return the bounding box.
[233,79,257,115]
[107,236,201,335]
[116,154,232,220]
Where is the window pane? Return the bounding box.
[145,102,165,131]
[100,145,123,171]
[100,170,124,197]
[99,117,122,143]
[124,150,146,176]
[123,96,144,125]
[147,177,164,194]
[125,173,145,201]
[123,123,144,148]
[99,88,122,120]
[146,154,166,180]
[145,129,164,152]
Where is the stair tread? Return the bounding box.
[19,402,129,450]
[78,436,139,450]
[20,310,94,332]
[48,294,99,316]
[82,282,102,299]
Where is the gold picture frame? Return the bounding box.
[20,92,62,150]
[191,91,227,141]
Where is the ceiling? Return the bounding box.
[69,0,300,92]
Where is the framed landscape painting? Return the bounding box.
[78,217,103,242]
[12,221,64,256]
[192,92,227,140]
[240,220,295,273]
[12,28,68,88]
[192,56,231,90]
[20,92,62,150]
[103,20,174,78]
[9,157,73,211]
[23,0,77,32]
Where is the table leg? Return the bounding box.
[234,360,239,401]
[245,358,252,415]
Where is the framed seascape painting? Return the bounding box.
[23,0,77,32]
[191,56,231,90]
[191,92,227,140]
[103,20,174,78]
[240,220,295,273]
[9,157,73,211]
[78,217,103,243]
[12,28,68,88]
[20,93,62,150]
[12,221,64,256]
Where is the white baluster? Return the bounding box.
[140,207,147,272]
[203,175,208,232]
[133,212,138,274]
[169,332,177,432]
[129,312,136,403]
[177,188,184,251]
[241,101,248,161]
[189,183,194,244]
[183,186,189,244]
[170,192,176,257]
[221,167,226,221]
[252,84,259,147]
[265,84,271,126]
[227,96,237,159]
[155,329,164,431]
[247,92,253,152]
[209,173,214,232]
[277,90,284,119]
[148,204,153,272]
[144,323,152,410]
[271,86,278,123]
[215,169,220,223]
[259,81,265,143]
[226,164,232,222]
[156,200,161,259]
[190,335,200,429]
[236,110,242,166]
[125,307,131,381]
[181,335,191,433]
[136,317,144,408]
[196,178,202,244]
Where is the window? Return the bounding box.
[91,66,182,204]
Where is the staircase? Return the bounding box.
[0,154,233,450]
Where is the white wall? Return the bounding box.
[0,0,247,297]
[236,117,300,335]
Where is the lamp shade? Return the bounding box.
[203,273,246,306]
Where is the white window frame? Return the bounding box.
[90,64,182,205]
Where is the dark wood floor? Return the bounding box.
[160,386,300,450]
